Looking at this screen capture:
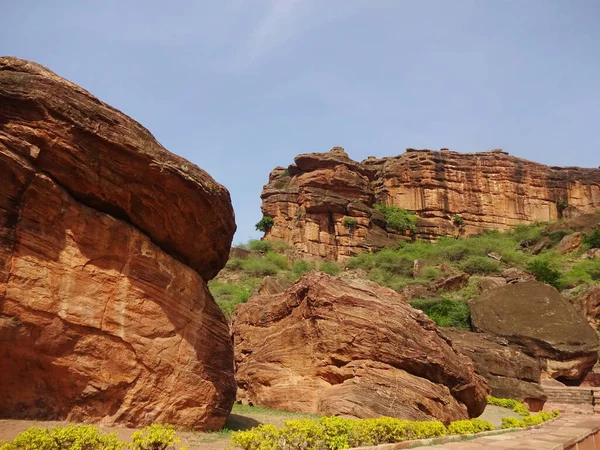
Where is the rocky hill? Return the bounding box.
[260,147,600,260]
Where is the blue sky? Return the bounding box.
[2,1,599,243]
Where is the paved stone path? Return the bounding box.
[414,415,600,449]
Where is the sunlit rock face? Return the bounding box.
[233,272,490,424]
[261,147,600,260]
[0,57,236,430]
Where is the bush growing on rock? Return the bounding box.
[342,217,358,230]
[583,229,600,249]
[373,204,418,233]
[318,262,340,276]
[255,216,275,232]
[248,239,272,252]
[292,260,315,278]
[460,256,501,275]
[410,297,471,329]
[526,258,561,288]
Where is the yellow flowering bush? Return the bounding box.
[486,395,530,416]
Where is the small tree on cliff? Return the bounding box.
[556,199,568,218]
[255,216,274,233]
[342,217,358,238]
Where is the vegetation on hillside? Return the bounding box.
[373,204,419,233]
[211,220,600,326]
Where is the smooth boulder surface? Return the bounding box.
[470,281,599,381]
[0,57,236,429]
[443,329,546,410]
[233,272,489,424]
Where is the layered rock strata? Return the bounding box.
[261,147,600,260]
[232,272,489,424]
[443,329,546,410]
[0,57,236,429]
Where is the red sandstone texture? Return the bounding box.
[0,57,236,429]
[232,272,489,424]
[260,147,600,260]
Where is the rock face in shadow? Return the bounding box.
[232,272,489,424]
[260,147,600,260]
[443,329,546,410]
[0,57,236,429]
[571,286,600,330]
[470,281,600,382]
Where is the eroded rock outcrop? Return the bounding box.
[261,147,600,260]
[443,329,546,410]
[232,272,489,423]
[0,57,236,429]
[470,281,600,382]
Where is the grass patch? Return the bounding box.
[410,297,471,329]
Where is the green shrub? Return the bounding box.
[526,259,561,288]
[556,199,568,215]
[583,229,600,249]
[418,266,442,282]
[292,260,315,278]
[248,239,272,252]
[0,427,58,450]
[131,424,187,450]
[560,259,600,288]
[500,417,523,429]
[0,425,128,450]
[373,204,418,233]
[319,417,353,450]
[547,229,573,245]
[209,278,258,320]
[447,418,493,435]
[230,424,280,450]
[241,252,288,277]
[500,411,556,429]
[319,262,341,276]
[230,417,448,449]
[460,256,501,275]
[487,396,529,416]
[342,217,358,230]
[255,216,275,232]
[226,258,244,271]
[409,298,471,329]
[452,215,465,227]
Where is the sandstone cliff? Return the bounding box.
[0,57,236,429]
[260,147,600,260]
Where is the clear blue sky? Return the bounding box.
[2,1,599,243]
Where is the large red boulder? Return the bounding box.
[0,57,236,429]
[232,272,489,424]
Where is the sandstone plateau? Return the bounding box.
[260,147,600,260]
[232,272,490,424]
[0,57,236,429]
[470,281,600,382]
